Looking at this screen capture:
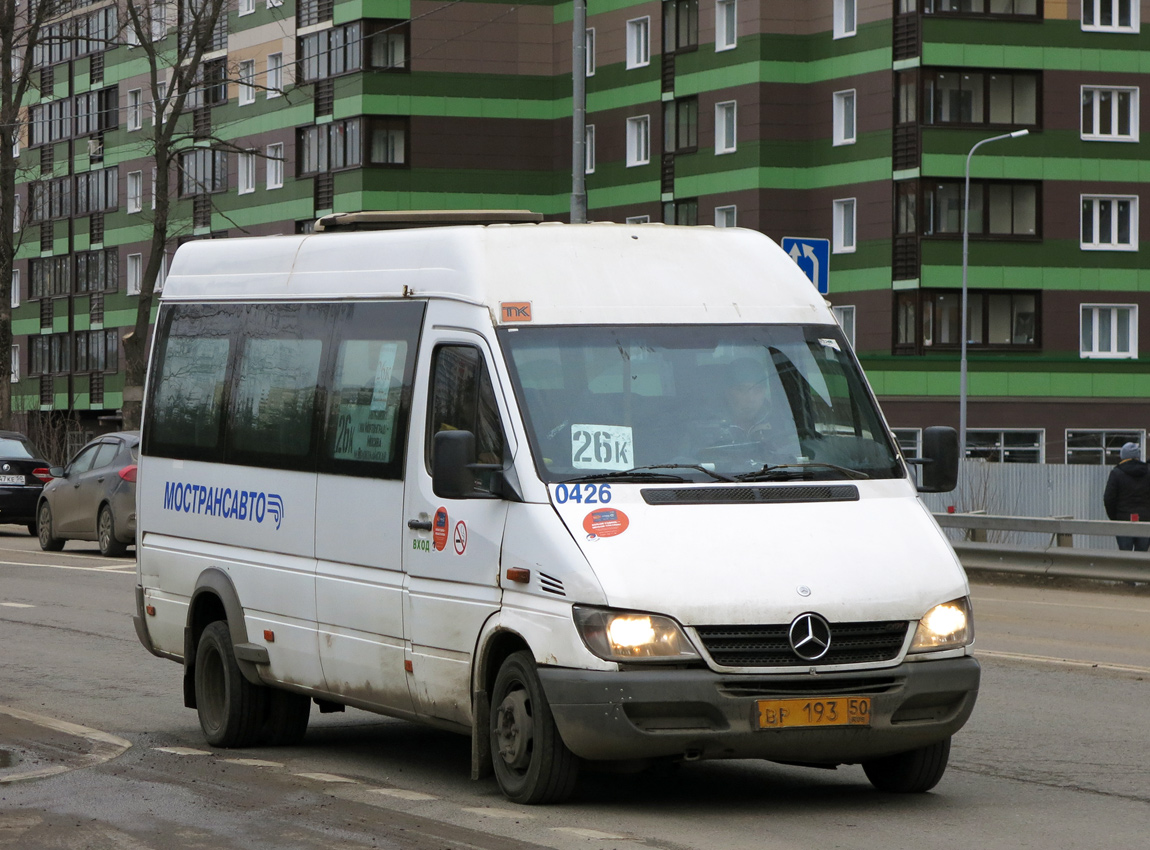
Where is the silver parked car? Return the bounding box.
[37,431,138,557]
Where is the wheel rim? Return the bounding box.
[494,687,534,773]
[38,505,51,546]
[199,644,227,733]
[99,509,112,550]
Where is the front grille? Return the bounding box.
[695,621,908,668]
[643,485,858,506]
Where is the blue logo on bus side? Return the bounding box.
[163,482,285,530]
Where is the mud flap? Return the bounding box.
[471,688,493,780]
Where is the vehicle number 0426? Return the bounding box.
[554,483,612,505]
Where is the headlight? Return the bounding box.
[572,606,700,663]
[909,597,973,653]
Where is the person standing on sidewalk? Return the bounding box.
[1103,442,1150,552]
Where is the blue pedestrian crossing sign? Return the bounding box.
[781,237,830,294]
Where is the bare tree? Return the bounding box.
[0,1,67,430]
[119,0,230,429]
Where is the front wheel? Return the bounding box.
[194,621,266,748]
[862,737,951,793]
[261,690,311,746]
[37,502,64,552]
[97,506,128,557]
[489,650,579,804]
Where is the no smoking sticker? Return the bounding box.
[453,521,468,555]
[583,508,629,539]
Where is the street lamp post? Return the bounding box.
[959,128,1029,456]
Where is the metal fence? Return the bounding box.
[918,460,1121,550]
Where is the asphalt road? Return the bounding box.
[1,530,1148,849]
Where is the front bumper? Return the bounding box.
[538,656,980,763]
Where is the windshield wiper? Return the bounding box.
[563,464,736,484]
[735,462,870,482]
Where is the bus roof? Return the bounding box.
[161,222,832,326]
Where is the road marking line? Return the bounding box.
[461,807,533,819]
[0,602,34,608]
[294,772,358,783]
[551,828,627,839]
[371,788,439,801]
[0,558,135,574]
[153,747,212,756]
[223,758,283,768]
[0,705,131,784]
[978,649,1150,675]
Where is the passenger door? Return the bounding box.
[55,442,114,534]
[402,329,512,727]
[315,301,424,714]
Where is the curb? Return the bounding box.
[0,705,132,784]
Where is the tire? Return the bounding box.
[97,506,128,557]
[489,650,579,804]
[863,737,951,793]
[194,621,266,748]
[261,690,311,746]
[37,502,64,552]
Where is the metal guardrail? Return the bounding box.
[933,513,1150,583]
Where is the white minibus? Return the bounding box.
[134,213,977,803]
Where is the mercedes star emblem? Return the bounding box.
[788,612,832,661]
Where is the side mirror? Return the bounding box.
[433,430,478,499]
[915,426,959,493]
[49,466,65,478]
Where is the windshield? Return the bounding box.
[498,325,903,484]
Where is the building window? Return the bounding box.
[239,0,254,14]
[664,97,698,153]
[238,60,255,106]
[966,429,1044,463]
[297,0,334,27]
[1081,87,1138,141]
[1066,429,1145,465]
[153,81,167,126]
[127,89,142,131]
[299,22,371,82]
[11,269,20,309]
[663,198,697,225]
[715,100,736,154]
[922,290,1039,348]
[626,215,650,224]
[921,180,1039,238]
[891,428,922,458]
[714,205,736,227]
[12,194,19,232]
[298,119,366,174]
[10,345,18,384]
[923,69,1039,127]
[832,305,856,347]
[127,253,142,296]
[925,1,1041,17]
[178,148,228,195]
[833,89,856,145]
[626,115,650,166]
[238,151,255,194]
[367,21,409,70]
[368,117,407,165]
[584,124,595,174]
[1080,304,1137,358]
[267,53,283,98]
[833,198,856,253]
[716,0,737,50]
[664,0,698,53]
[585,28,595,76]
[127,170,142,213]
[627,17,650,68]
[1081,195,1137,250]
[267,142,284,189]
[834,0,856,38]
[1082,0,1138,32]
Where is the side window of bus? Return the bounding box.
[322,301,423,480]
[146,304,236,460]
[427,345,504,489]
[227,304,327,469]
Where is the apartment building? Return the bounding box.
[10,0,1148,463]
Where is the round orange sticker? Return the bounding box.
[433,507,449,551]
[583,508,629,538]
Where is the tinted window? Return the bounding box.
[92,441,119,470]
[68,444,100,475]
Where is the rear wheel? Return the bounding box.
[37,502,64,552]
[489,650,579,804]
[261,690,311,746]
[97,506,128,557]
[194,621,266,748]
[862,737,951,793]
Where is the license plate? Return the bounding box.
[0,475,25,485]
[756,696,871,729]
